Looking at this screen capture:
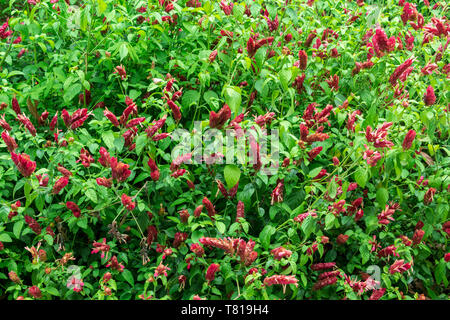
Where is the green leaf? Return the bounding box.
[376,188,389,208]
[35,194,45,212]
[279,69,292,91]
[64,83,82,103]
[97,0,107,15]
[191,230,203,243]
[327,180,337,199]
[119,43,128,61]
[259,225,275,250]
[122,269,134,286]
[216,221,226,234]
[0,233,12,242]
[77,217,88,229]
[181,90,199,107]
[434,260,446,285]
[224,164,240,189]
[114,137,125,153]
[354,167,368,188]
[135,135,147,155]
[301,215,315,239]
[223,86,241,116]
[13,221,24,239]
[44,234,54,246]
[86,189,98,203]
[46,287,60,296]
[308,167,323,178]
[102,131,115,150]
[325,214,335,230]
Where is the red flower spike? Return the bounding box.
[11,152,36,177]
[66,201,81,218]
[121,194,135,211]
[205,263,220,283]
[52,176,69,194]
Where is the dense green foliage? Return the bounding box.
[0,0,448,300]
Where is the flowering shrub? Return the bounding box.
[0,0,449,301]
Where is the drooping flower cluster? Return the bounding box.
[199,237,258,266]
[11,152,36,177]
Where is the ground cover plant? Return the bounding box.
[0,0,449,300]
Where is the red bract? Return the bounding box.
[167,100,181,121]
[147,225,158,246]
[271,247,292,260]
[179,209,189,223]
[294,210,317,224]
[106,256,124,272]
[1,131,18,152]
[402,129,416,150]
[57,164,72,177]
[66,201,81,218]
[121,194,135,211]
[25,215,41,235]
[36,174,49,187]
[298,50,308,69]
[194,205,203,218]
[264,275,298,287]
[28,286,42,299]
[202,196,216,219]
[205,263,220,283]
[377,245,399,258]
[171,168,186,178]
[423,187,436,205]
[170,153,191,171]
[147,158,160,181]
[78,148,94,167]
[412,229,425,245]
[110,158,131,182]
[113,65,127,80]
[378,202,400,225]
[363,145,382,167]
[11,152,36,177]
[199,237,235,254]
[190,243,205,257]
[236,201,245,222]
[369,288,386,300]
[337,234,349,245]
[11,96,21,115]
[389,58,414,86]
[219,0,233,15]
[365,122,394,148]
[96,177,112,188]
[0,114,11,131]
[209,50,218,63]
[38,110,49,126]
[313,275,337,291]
[49,112,58,131]
[310,262,336,271]
[104,108,119,127]
[17,114,36,136]
[98,147,111,167]
[52,176,69,194]
[372,28,396,56]
[389,259,412,274]
[120,97,138,126]
[146,115,167,138]
[293,74,305,94]
[308,146,323,161]
[173,232,188,248]
[423,85,436,106]
[271,179,284,205]
[325,74,339,91]
[209,104,231,129]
